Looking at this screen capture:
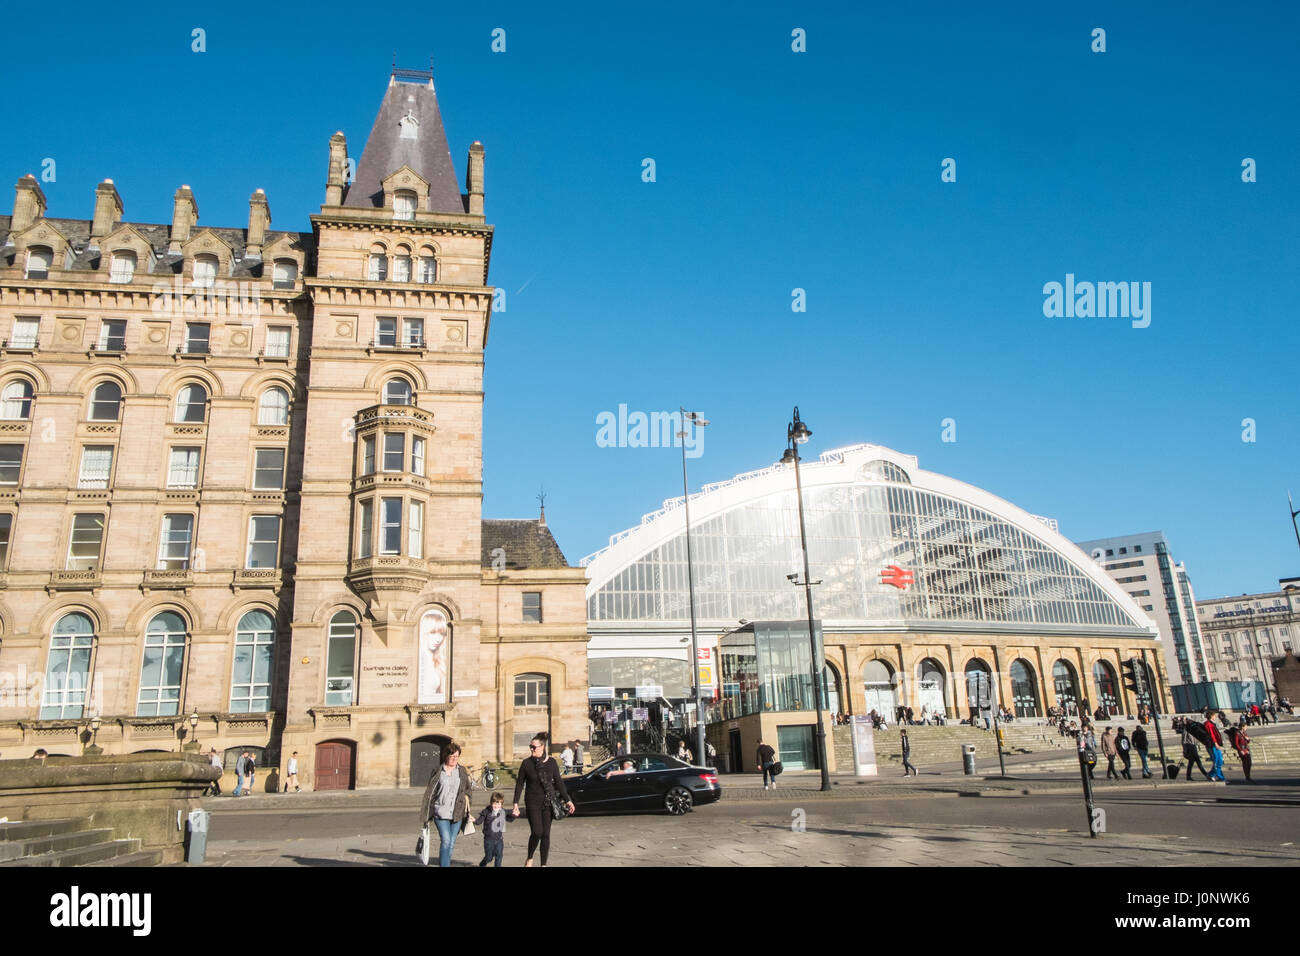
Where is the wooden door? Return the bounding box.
[315,741,354,791]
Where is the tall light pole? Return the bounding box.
[781,406,832,791]
[1289,492,1300,555]
[679,408,709,766]
[1254,639,1276,701]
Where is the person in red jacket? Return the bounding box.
[1225,722,1252,782]
[1203,710,1226,781]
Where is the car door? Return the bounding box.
[570,759,627,811]
[632,756,680,809]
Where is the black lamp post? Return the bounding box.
[678,408,710,766]
[781,406,832,791]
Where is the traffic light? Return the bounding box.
[1121,658,1140,694]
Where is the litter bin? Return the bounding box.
[185,809,210,864]
[961,744,977,775]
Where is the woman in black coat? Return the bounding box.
[511,732,575,867]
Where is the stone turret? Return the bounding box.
[246,189,271,259]
[89,179,123,245]
[168,185,198,254]
[10,175,47,234]
[467,142,484,216]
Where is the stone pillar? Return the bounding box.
[466,141,485,216]
[10,174,46,233]
[245,189,271,260]
[325,132,348,206]
[89,179,123,244]
[168,185,198,254]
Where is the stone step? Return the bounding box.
[0,828,116,863]
[0,838,141,867]
[0,819,85,843]
[102,850,164,867]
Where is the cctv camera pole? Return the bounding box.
[680,407,708,767]
[786,407,832,792]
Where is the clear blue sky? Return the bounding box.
[4,2,1297,599]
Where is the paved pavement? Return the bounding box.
[196,768,1300,867]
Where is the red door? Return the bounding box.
[315,741,354,790]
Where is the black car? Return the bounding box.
[563,753,721,815]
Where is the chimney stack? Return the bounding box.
[246,189,271,259]
[466,141,485,216]
[89,179,123,245]
[325,132,348,206]
[168,185,198,254]
[11,175,47,234]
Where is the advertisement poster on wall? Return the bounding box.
[417,608,449,704]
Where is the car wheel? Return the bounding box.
[665,786,692,815]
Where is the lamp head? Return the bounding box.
[789,406,812,445]
[780,447,798,466]
[189,710,199,728]
[90,714,101,732]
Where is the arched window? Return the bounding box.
[138,611,187,716]
[514,672,549,707]
[109,250,136,284]
[917,658,947,716]
[1053,660,1081,715]
[417,248,437,283]
[392,244,411,283]
[383,378,412,406]
[964,659,993,718]
[40,612,95,719]
[258,387,289,426]
[325,612,358,706]
[393,190,417,221]
[271,259,297,289]
[1009,659,1040,717]
[174,384,208,423]
[0,380,34,420]
[26,246,53,280]
[230,610,275,713]
[367,244,387,281]
[193,254,218,288]
[822,662,842,714]
[863,659,897,717]
[1093,660,1119,716]
[89,381,123,421]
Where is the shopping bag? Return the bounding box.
[417,826,430,866]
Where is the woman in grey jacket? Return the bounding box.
[420,741,473,867]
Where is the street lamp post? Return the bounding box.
[679,408,710,767]
[1254,640,1276,702]
[781,406,832,792]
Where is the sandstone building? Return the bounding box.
[0,69,588,789]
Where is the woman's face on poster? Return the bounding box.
[423,612,448,653]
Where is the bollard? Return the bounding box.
[185,809,211,864]
[961,743,976,775]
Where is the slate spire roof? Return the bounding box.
[345,71,466,213]
[481,520,574,570]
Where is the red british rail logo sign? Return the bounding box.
[880,565,914,590]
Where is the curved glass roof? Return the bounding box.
[584,444,1153,634]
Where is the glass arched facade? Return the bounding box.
[587,465,1143,631]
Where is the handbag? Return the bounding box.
[770,761,784,776]
[538,757,570,820]
[417,826,430,866]
[462,795,476,835]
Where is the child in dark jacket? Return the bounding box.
[475,792,511,867]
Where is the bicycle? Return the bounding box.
[467,764,497,791]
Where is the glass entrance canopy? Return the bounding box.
[719,620,828,719]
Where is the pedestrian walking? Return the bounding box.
[233,751,251,796]
[1101,727,1118,779]
[1115,727,1133,779]
[757,739,779,789]
[474,792,511,867]
[905,706,915,726]
[1181,722,1210,780]
[574,740,585,773]
[1203,710,1226,781]
[419,741,473,867]
[512,732,574,867]
[1132,724,1152,778]
[705,740,717,766]
[900,728,917,777]
[1226,722,1252,782]
[207,747,223,796]
[561,741,574,774]
[283,751,301,792]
